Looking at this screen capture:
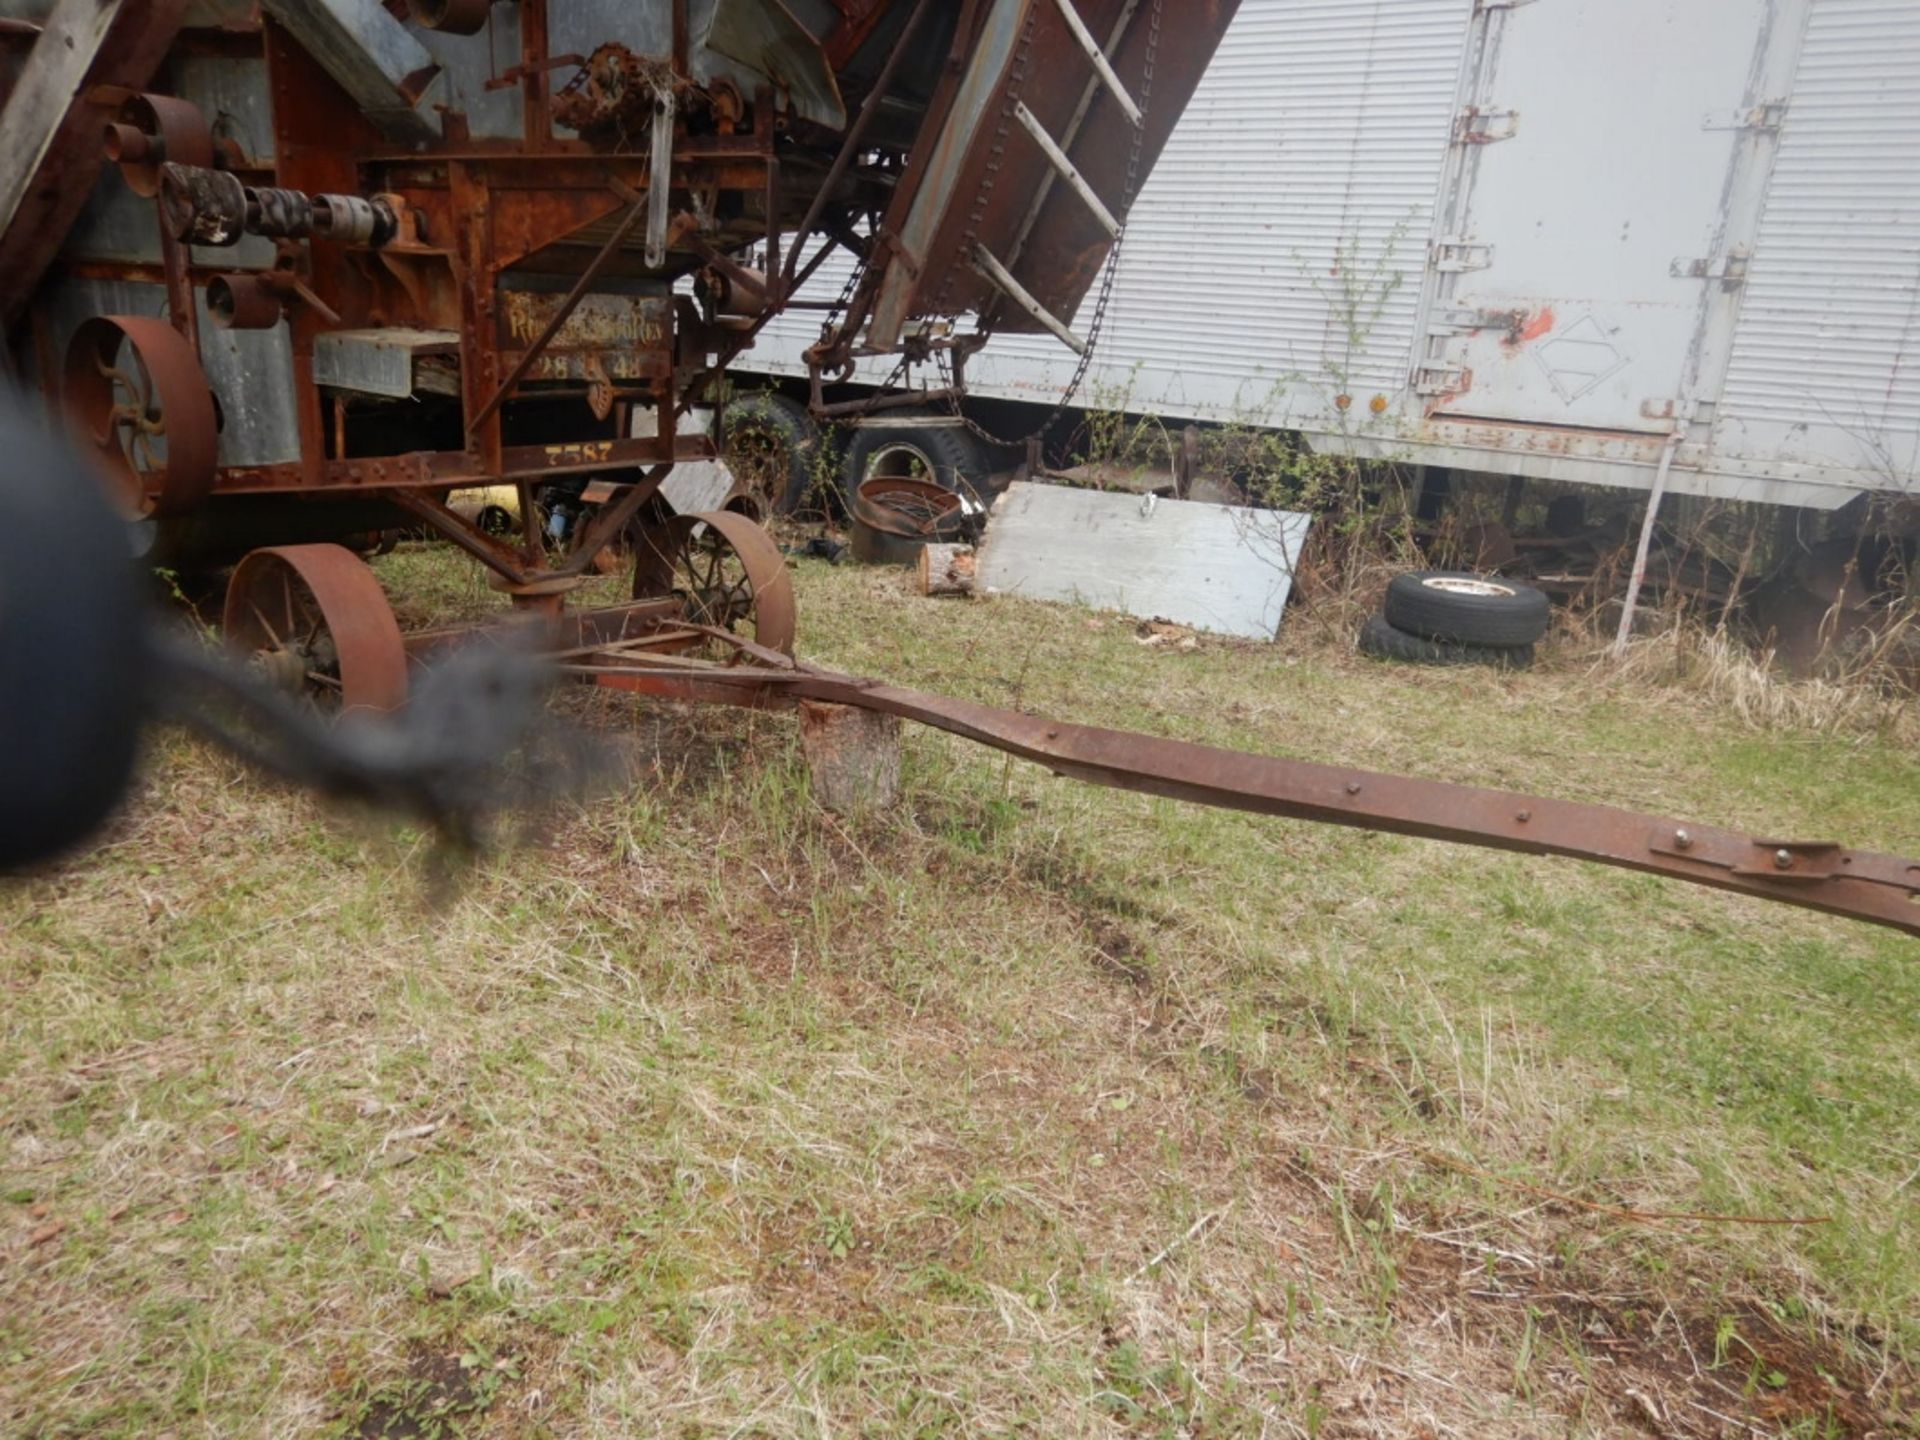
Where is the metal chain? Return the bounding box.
[948,0,1163,450]
[815,238,867,352]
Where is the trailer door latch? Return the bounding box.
[1701,100,1788,132]
[1453,108,1518,144]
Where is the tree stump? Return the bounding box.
[799,700,901,814]
[918,542,977,597]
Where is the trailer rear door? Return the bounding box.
[1417,0,1774,435]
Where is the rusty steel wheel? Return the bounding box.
[631,509,796,656]
[64,316,218,518]
[223,544,408,715]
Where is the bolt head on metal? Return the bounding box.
[1346,782,1362,795]
[1674,828,1691,850]
[1774,848,1793,869]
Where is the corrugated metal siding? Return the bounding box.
[750,0,1469,422]
[1716,0,1920,473]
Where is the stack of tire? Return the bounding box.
[1359,571,1549,670]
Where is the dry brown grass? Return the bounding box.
[1598,620,1920,742]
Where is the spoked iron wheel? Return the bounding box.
[222,544,408,714]
[631,510,796,656]
[63,316,218,518]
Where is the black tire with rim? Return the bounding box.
[719,392,823,517]
[840,417,992,514]
[1384,570,1550,647]
[1358,613,1533,670]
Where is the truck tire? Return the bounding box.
[1384,570,1550,647]
[1358,613,1533,670]
[841,417,992,514]
[720,392,823,517]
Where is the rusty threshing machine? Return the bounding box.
[1,0,1918,936]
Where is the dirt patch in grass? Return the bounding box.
[1522,1289,1905,1438]
[339,1335,538,1438]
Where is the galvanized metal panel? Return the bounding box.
[260,0,442,141]
[64,172,161,263]
[408,10,525,142]
[975,481,1309,640]
[1716,0,1920,489]
[545,0,673,63]
[314,327,459,399]
[193,290,302,466]
[177,55,276,162]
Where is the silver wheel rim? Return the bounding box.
[1423,576,1515,599]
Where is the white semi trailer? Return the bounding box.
[740,0,1920,516]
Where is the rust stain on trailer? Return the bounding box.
[1508,305,1556,347]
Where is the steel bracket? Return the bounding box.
[1453,108,1518,144]
[1428,306,1494,335]
[1431,238,1493,272]
[1649,829,1920,895]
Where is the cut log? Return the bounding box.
[918,542,977,597]
[799,700,901,814]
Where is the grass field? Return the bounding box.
[3,546,1918,1438]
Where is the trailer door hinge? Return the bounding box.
[1413,362,1471,396]
[1431,238,1493,272]
[1701,100,1787,132]
[1671,251,1749,289]
[1428,306,1491,335]
[1453,108,1518,144]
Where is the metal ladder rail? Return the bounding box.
[971,0,1147,352]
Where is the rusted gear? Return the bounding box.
[104,93,213,198]
[223,544,409,715]
[631,509,796,656]
[63,315,218,518]
[553,43,674,137]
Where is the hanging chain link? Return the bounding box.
[815,237,868,354]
